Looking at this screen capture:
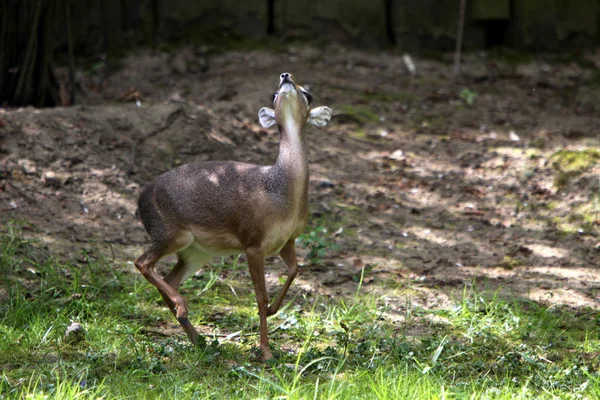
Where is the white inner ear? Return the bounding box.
[308,106,332,127]
[258,107,276,128]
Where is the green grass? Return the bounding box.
[2,223,600,399]
[337,105,380,125]
[551,149,600,174]
[551,148,600,189]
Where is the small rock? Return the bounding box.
[64,322,85,344]
[42,171,60,187]
[18,159,37,174]
[389,149,404,160]
[42,171,70,187]
[169,92,184,103]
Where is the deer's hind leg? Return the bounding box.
[135,232,201,345]
[267,239,298,316]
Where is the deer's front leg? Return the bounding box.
[246,247,274,361]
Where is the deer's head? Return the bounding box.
[258,73,331,130]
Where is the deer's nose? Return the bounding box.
[279,72,294,88]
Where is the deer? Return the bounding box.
[134,72,332,361]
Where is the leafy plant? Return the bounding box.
[297,225,338,263]
[459,88,477,105]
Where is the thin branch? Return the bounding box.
[37,1,57,107]
[137,107,184,143]
[132,107,184,166]
[453,0,467,77]
[65,0,76,105]
[0,3,9,95]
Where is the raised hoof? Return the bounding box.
[177,316,192,328]
[177,317,201,345]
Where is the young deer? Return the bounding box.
[134,73,332,361]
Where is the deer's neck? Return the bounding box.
[270,120,309,218]
[275,120,308,177]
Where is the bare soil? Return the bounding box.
[1,45,599,317]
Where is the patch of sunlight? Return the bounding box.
[492,146,527,157]
[523,266,598,281]
[525,243,569,258]
[529,288,599,309]
[407,227,457,246]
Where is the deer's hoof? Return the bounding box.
[262,350,275,363]
[266,306,277,316]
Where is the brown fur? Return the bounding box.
[133,73,330,361]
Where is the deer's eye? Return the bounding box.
[302,90,313,104]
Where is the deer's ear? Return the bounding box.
[258,107,276,128]
[308,106,332,127]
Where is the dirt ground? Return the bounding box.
[1,45,599,316]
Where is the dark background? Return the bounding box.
[1,0,600,107]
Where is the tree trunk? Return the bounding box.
[267,0,275,35]
[151,0,160,47]
[384,0,396,45]
[0,0,59,107]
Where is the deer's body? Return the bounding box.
[134,73,331,360]
[137,159,308,262]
